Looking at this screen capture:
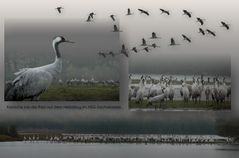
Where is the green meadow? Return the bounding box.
[129,100,231,110]
[39,84,119,101]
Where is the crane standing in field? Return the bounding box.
[5,36,74,101]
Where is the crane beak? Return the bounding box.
[65,40,75,43]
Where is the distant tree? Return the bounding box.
[7,125,18,137]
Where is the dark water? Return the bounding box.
[0,142,238,158]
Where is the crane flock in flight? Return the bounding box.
[55,6,231,58]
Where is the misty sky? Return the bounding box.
[2,0,237,77]
[5,19,121,81]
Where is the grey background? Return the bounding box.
[5,19,120,81]
[0,0,238,133]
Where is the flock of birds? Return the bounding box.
[23,134,233,144]
[129,74,231,106]
[54,7,232,58]
[61,78,119,86]
[4,6,231,101]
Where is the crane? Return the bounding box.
[113,25,122,32]
[5,36,74,101]
[198,28,205,35]
[138,9,149,16]
[56,7,63,14]
[196,17,205,25]
[160,8,170,15]
[206,29,216,37]
[221,21,230,30]
[182,34,191,43]
[110,15,116,21]
[141,38,147,46]
[183,10,192,18]
[126,8,133,15]
[169,38,179,46]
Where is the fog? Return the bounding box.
[5,19,120,81]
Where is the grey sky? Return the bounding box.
[5,19,120,81]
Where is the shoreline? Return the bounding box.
[12,134,237,145]
[0,134,22,142]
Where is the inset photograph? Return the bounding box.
[5,19,120,101]
[129,54,231,110]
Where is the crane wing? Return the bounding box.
[14,68,30,76]
[9,69,53,100]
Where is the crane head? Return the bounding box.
[54,36,74,44]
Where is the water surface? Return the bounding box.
[0,142,238,158]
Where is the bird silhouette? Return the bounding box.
[183,10,192,18]
[150,32,160,39]
[160,8,170,15]
[121,44,128,57]
[86,12,96,22]
[169,38,179,46]
[198,28,205,35]
[110,15,116,21]
[131,47,139,53]
[182,34,191,43]
[196,17,205,25]
[89,12,96,18]
[141,38,147,46]
[113,25,122,32]
[149,43,160,48]
[86,15,93,22]
[142,47,150,52]
[98,51,106,58]
[56,7,63,13]
[126,8,133,15]
[138,9,149,16]
[221,21,230,30]
[206,29,216,37]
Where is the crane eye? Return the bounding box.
[61,36,66,41]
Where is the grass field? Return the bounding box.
[39,84,119,101]
[129,100,231,110]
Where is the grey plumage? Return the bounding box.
[5,36,73,101]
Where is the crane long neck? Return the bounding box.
[53,42,61,59]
